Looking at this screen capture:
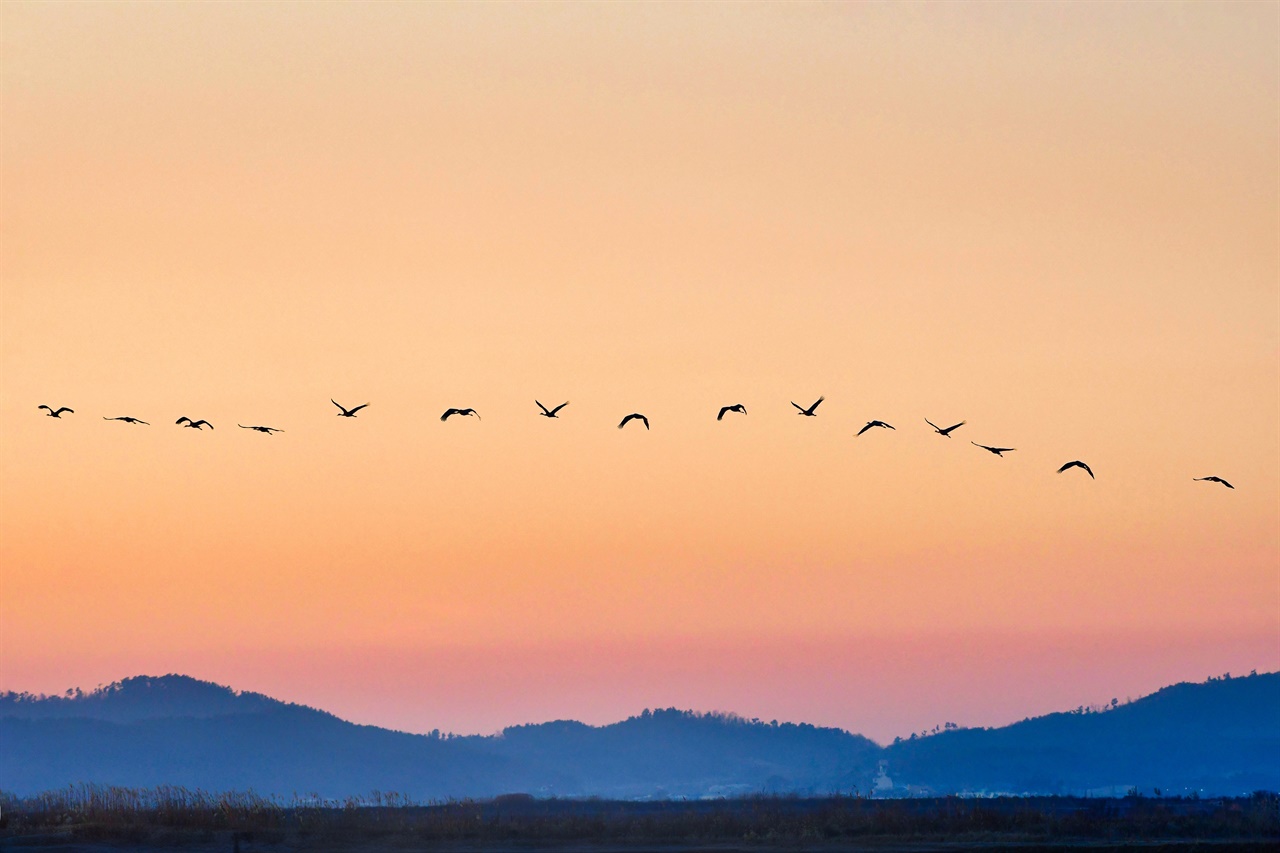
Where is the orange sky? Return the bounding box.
[2,1,1276,743]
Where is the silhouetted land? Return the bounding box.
[1,787,1277,852]
[3,673,1277,799]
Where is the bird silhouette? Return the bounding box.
[1057,460,1094,479]
[1194,476,1234,489]
[332,400,369,418]
[176,417,213,430]
[792,397,824,416]
[239,425,283,434]
[104,416,149,425]
[441,408,480,422]
[926,418,965,437]
[717,404,747,420]
[972,442,1015,457]
[618,413,649,430]
[857,420,895,436]
[38,405,73,418]
[536,401,569,418]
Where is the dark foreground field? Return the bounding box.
[1,787,1276,853]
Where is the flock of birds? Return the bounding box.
[36,399,1236,489]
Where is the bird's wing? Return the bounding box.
[139,420,150,425]
[176,417,190,425]
[349,404,368,414]
[104,417,115,421]
[331,399,344,411]
[1057,462,1076,473]
[56,408,73,415]
[617,415,630,428]
[550,402,568,415]
[944,421,965,433]
[884,423,896,430]
[441,410,455,421]
[641,416,649,429]
[925,418,941,431]
[38,405,51,412]
[1222,479,1234,489]
[856,423,873,436]
[1082,463,1094,478]
[811,397,825,411]
[536,401,550,414]
[791,401,803,412]
[197,420,212,429]
[718,407,729,420]
[239,425,250,429]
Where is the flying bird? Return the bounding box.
[857,420,895,436]
[239,424,283,434]
[175,417,213,430]
[1194,476,1234,489]
[536,400,569,418]
[792,397,824,417]
[1057,460,1094,479]
[38,405,73,418]
[972,442,1015,457]
[926,418,965,437]
[332,400,369,417]
[618,413,649,430]
[717,404,747,421]
[441,408,480,421]
[104,416,149,425]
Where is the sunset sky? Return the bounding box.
[2,1,1276,743]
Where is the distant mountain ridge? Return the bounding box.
[2,672,1276,799]
[0,674,286,722]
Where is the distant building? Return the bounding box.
[874,761,893,792]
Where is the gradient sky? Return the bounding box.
[2,1,1276,744]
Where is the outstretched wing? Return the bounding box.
[194,420,212,429]
[856,422,874,436]
[441,409,456,421]
[176,417,191,425]
[640,415,649,430]
[549,401,568,415]
[809,396,825,412]
[536,400,551,415]
[348,404,368,415]
[791,401,804,412]
[718,406,730,421]
[331,399,345,412]
[942,421,964,434]
[38,405,51,412]
[55,407,73,416]
[925,418,941,432]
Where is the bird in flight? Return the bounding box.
[717,404,747,421]
[441,408,480,422]
[792,397,824,417]
[536,401,569,418]
[104,416,149,425]
[1194,476,1234,489]
[38,405,73,418]
[1057,460,1094,479]
[618,413,649,430]
[332,400,369,418]
[972,442,1015,457]
[176,417,213,430]
[926,418,965,437]
[239,425,283,434]
[857,420,895,436]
